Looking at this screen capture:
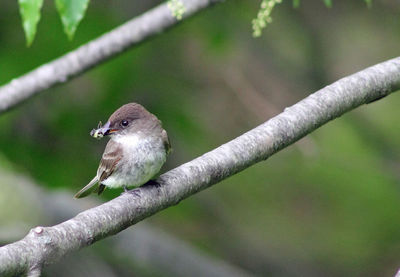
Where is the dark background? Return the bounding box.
[1,0,400,276]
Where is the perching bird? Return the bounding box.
[74,103,171,198]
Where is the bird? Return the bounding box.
[74,103,171,198]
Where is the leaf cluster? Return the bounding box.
[18,0,89,46]
[253,0,373,37]
[17,0,375,46]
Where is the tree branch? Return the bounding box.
[1,57,400,276]
[0,0,221,114]
[0,167,251,276]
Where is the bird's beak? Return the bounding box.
[90,121,118,139]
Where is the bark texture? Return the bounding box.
[0,0,221,114]
[1,57,400,276]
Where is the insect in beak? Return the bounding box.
[90,121,117,139]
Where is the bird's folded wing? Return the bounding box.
[74,140,123,198]
[98,140,123,184]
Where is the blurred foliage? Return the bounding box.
[323,0,332,8]
[1,0,400,276]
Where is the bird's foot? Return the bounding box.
[122,185,141,198]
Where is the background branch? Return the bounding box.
[0,56,399,276]
[0,0,221,114]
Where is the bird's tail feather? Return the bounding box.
[74,176,99,199]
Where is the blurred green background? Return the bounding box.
[1,0,400,276]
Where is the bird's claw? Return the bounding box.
[122,186,141,198]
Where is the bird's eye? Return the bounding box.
[121,120,129,127]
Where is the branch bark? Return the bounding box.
[0,0,221,114]
[1,57,399,276]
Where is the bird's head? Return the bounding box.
[90,103,158,139]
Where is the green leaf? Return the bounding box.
[18,0,44,46]
[323,0,332,8]
[365,0,372,8]
[54,0,90,40]
[293,0,300,8]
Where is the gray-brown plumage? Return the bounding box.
[74,103,170,199]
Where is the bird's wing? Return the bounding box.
[74,140,122,199]
[96,140,123,194]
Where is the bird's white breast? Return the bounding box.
[102,133,166,189]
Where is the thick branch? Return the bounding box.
[0,167,251,276]
[1,57,400,276]
[0,0,221,114]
